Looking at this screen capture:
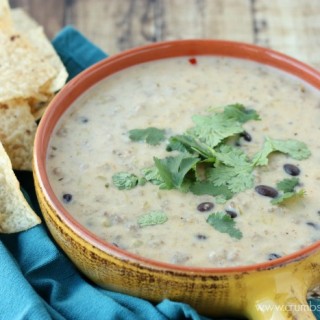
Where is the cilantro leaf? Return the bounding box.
[252,137,311,166]
[187,113,244,148]
[271,177,305,205]
[276,177,299,193]
[271,190,305,205]
[138,211,168,227]
[154,154,199,189]
[222,104,261,123]
[271,138,311,160]
[189,181,234,199]
[215,144,251,166]
[207,212,243,239]
[206,145,254,193]
[112,172,138,190]
[138,177,147,186]
[129,127,166,146]
[251,138,274,166]
[167,135,216,159]
[141,166,165,186]
[166,138,189,153]
[207,165,254,193]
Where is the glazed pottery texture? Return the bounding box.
[33,40,320,319]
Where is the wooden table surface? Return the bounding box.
[9,0,320,70]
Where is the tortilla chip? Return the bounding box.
[0,0,13,31]
[29,93,54,120]
[0,100,37,171]
[0,141,41,233]
[11,7,38,30]
[0,4,67,170]
[0,30,56,102]
[12,8,68,94]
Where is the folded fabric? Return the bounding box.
[0,26,318,320]
[52,25,108,80]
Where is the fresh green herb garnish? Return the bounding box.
[141,166,165,186]
[207,165,254,193]
[154,154,199,190]
[167,135,215,159]
[128,127,166,146]
[189,182,234,199]
[187,113,243,148]
[222,103,261,123]
[277,177,299,192]
[112,172,138,190]
[271,177,305,205]
[272,139,311,160]
[206,145,254,193]
[271,190,305,205]
[114,104,310,199]
[206,212,243,239]
[137,210,168,227]
[187,104,260,149]
[138,177,147,186]
[252,137,311,166]
[111,103,311,240]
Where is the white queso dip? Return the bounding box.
[47,56,320,267]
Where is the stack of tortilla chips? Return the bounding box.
[0,0,68,232]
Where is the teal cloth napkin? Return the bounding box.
[0,26,318,320]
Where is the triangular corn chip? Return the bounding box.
[0,30,56,102]
[0,100,37,171]
[12,8,68,94]
[0,141,41,233]
[0,0,12,31]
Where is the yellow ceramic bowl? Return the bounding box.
[33,40,320,319]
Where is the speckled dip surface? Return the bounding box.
[46,56,320,267]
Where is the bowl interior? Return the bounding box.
[34,39,320,273]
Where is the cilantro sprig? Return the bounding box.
[111,103,311,240]
[252,137,311,166]
[153,154,199,190]
[186,103,260,149]
[128,127,166,146]
[207,212,243,239]
[137,210,168,227]
[271,177,306,205]
[206,145,254,193]
[112,172,139,190]
[113,104,310,198]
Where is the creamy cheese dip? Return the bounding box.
[47,56,320,267]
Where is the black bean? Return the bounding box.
[240,130,252,142]
[306,222,320,230]
[196,234,208,240]
[255,185,278,198]
[62,193,73,203]
[268,253,282,261]
[283,164,300,176]
[197,202,214,212]
[225,210,237,218]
